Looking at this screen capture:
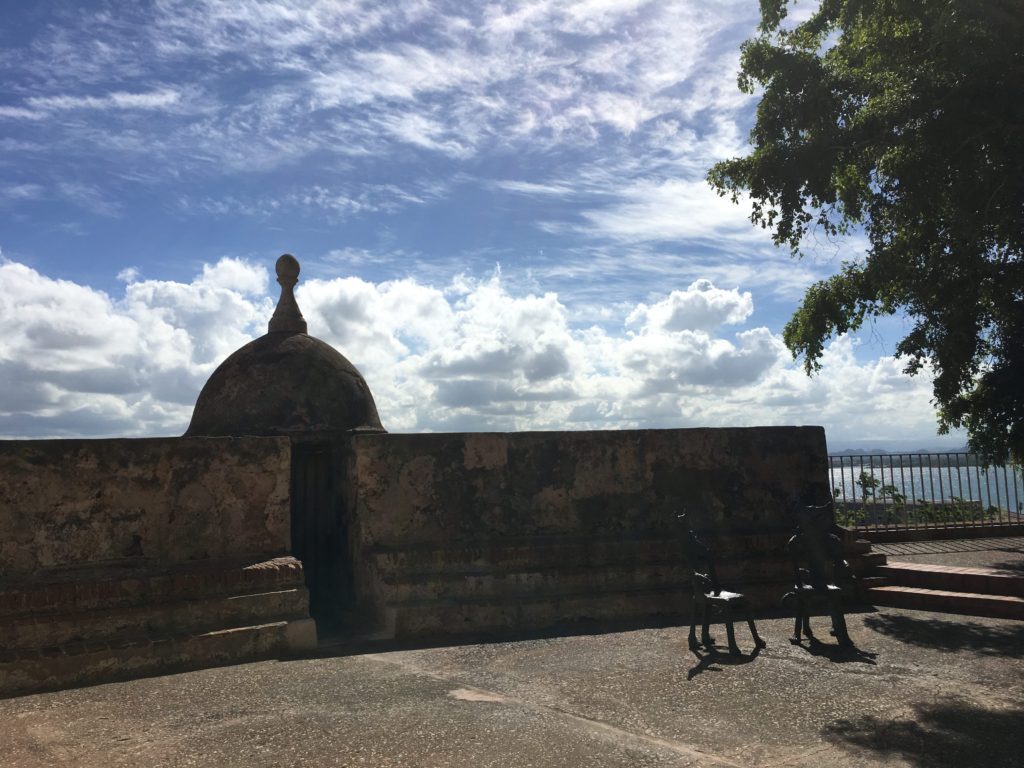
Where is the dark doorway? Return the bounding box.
[290,440,351,627]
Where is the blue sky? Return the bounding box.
[0,0,963,450]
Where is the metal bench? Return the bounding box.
[783,501,854,647]
[678,513,766,655]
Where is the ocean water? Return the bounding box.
[828,458,1023,516]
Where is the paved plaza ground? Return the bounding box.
[3,541,1023,768]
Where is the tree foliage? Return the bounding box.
[708,0,1024,463]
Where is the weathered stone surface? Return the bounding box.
[349,427,828,548]
[0,556,316,696]
[0,437,292,578]
[0,436,312,696]
[185,254,384,437]
[185,332,384,437]
[341,427,829,636]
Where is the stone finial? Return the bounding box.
[268,254,308,334]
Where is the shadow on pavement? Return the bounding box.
[989,557,1024,575]
[863,613,1024,657]
[687,645,761,680]
[823,698,1024,768]
[790,638,877,664]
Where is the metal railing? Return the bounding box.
[828,453,1024,532]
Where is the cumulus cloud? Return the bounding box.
[0,258,266,436]
[0,258,952,444]
[627,279,753,331]
[620,326,784,391]
[197,257,268,296]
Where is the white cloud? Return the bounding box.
[578,178,766,244]
[0,258,267,436]
[492,180,575,197]
[0,258,955,445]
[0,106,45,120]
[25,88,182,113]
[117,266,141,283]
[0,0,761,185]
[311,44,488,108]
[1,184,45,202]
[373,111,476,158]
[197,257,268,296]
[627,279,753,331]
[57,182,122,217]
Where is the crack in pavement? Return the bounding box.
[363,653,747,768]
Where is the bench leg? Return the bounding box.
[747,616,767,649]
[829,601,853,647]
[701,604,714,648]
[724,607,741,655]
[802,612,816,642]
[790,601,803,644]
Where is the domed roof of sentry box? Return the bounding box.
[184,254,385,437]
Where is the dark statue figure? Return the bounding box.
[783,501,854,647]
[678,513,766,655]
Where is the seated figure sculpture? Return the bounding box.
[783,501,854,647]
[678,513,766,655]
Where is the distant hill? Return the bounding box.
[828,445,970,457]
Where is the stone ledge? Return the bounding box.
[0,556,306,617]
[0,556,316,697]
[0,618,317,699]
[1,588,310,651]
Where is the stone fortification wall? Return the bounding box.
[352,427,827,546]
[344,427,829,637]
[0,437,315,697]
[0,437,292,578]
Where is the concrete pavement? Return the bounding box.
[2,604,1022,768]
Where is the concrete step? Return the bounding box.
[844,538,873,555]
[0,619,318,698]
[384,581,787,639]
[877,562,1024,597]
[856,576,890,590]
[0,588,310,652]
[847,551,888,576]
[859,552,888,568]
[866,585,1024,620]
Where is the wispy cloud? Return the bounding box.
[575,178,765,244]
[57,182,122,217]
[0,1,760,178]
[1,183,45,202]
[0,106,46,120]
[26,88,182,112]
[492,180,576,197]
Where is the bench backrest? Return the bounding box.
[677,513,722,596]
[787,502,850,590]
